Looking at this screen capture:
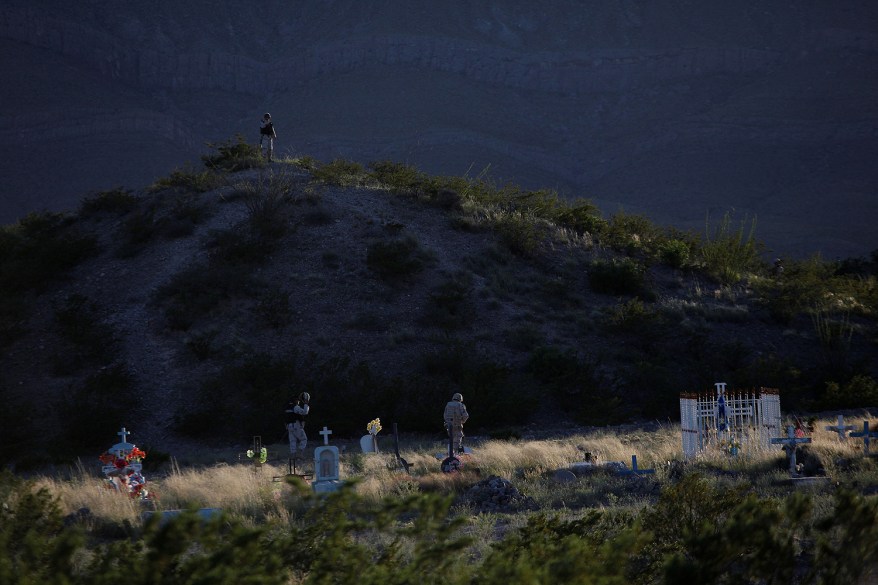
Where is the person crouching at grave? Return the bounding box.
[444,392,469,454]
[286,392,310,460]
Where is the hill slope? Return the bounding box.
[1,151,876,466]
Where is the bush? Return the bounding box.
[155,262,259,330]
[79,187,138,216]
[367,160,425,192]
[312,158,366,186]
[527,345,616,423]
[51,294,118,374]
[822,375,878,410]
[201,134,265,172]
[0,212,98,294]
[700,212,762,284]
[150,165,225,193]
[659,238,692,268]
[422,273,475,330]
[366,236,430,280]
[588,258,645,296]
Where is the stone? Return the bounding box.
[552,469,577,483]
[312,445,343,494]
[360,434,378,453]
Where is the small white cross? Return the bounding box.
[118,427,130,443]
[319,427,333,445]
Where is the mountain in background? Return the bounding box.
[1,1,877,259]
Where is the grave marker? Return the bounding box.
[311,427,342,493]
[771,425,812,475]
[620,455,655,476]
[825,415,855,441]
[850,421,878,455]
[680,383,781,458]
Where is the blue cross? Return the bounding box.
[622,455,655,475]
[825,415,855,441]
[850,421,878,455]
[771,425,812,475]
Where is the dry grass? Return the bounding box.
[29,416,878,529]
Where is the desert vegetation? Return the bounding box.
[3,417,877,583]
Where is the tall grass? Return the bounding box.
[700,211,761,284]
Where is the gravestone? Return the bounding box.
[771,425,812,475]
[826,415,855,441]
[312,427,343,493]
[99,426,148,499]
[850,421,878,455]
[619,455,655,476]
[360,434,379,453]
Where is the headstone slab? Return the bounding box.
[311,446,343,493]
[360,434,379,453]
[552,469,577,483]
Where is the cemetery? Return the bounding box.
[4,386,877,584]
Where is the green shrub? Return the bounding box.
[700,212,762,284]
[659,238,692,268]
[604,210,662,254]
[367,160,425,192]
[600,298,660,334]
[366,236,430,280]
[822,375,878,410]
[312,158,366,186]
[155,262,259,330]
[79,187,138,216]
[555,198,607,236]
[588,258,645,296]
[0,212,98,294]
[201,134,265,172]
[150,165,225,193]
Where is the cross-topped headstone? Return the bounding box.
[118,427,130,443]
[319,427,333,445]
[620,455,655,475]
[826,415,855,441]
[850,421,878,455]
[771,425,812,475]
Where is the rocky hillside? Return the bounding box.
[1,147,876,467]
[2,1,877,258]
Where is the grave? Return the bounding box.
[618,455,655,476]
[360,418,382,453]
[850,421,878,455]
[98,426,149,500]
[312,426,343,493]
[771,425,812,475]
[680,382,782,458]
[825,415,855,441]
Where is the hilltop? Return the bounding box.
[1,143,876,468]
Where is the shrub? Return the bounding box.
[51,294,118,374]
[201,134,265,172]
[604,210,662,254]
[367,160,425,192]
[150,164,225,193]
[527,345,615,423]
[238,171,295,238]
[659,238,692,268]
[555,198,607,236]
[155,262,259,330]
[254,286,292,329]
[422,272,475,330]
[366,236,430,280]
[600,298,660,333]
[822,375,878,410]
[0,212,97,294]
[588,258,645,296]
[700,211,762,284]
[312,158,366,186]
[79,187,138,216]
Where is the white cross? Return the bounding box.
[118,427,130,443]
[319,427,333,445]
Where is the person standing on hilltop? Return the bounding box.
[285,392,310,461]
[259,113,277,162]
[444,392,469,454]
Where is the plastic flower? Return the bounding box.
[367,418,382,435]
[247,448,268,464]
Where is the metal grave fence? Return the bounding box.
[680,382,782,458]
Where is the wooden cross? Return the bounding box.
[849,421,878,455]
[319,427,333,445]
[825,415,855,441]
[771,426,812,475]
